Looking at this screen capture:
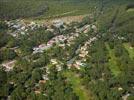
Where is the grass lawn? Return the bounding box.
[106,43,121,76]
[63,70,93,100]
[127,8,134,12]
[123,43,134,60]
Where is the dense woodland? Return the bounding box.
[0,0,134,100]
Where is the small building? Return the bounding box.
[59,44,65,48]
[39,80,46,84]
[122,93,130,100]
[73,64,80,70]
[56,65,62,71]
[42,75,49,80]
[118,87,123,91]
[2,60,16,71]
[53,20,64,28]
[50,59,58,65]
[35,90,41,94]
[33,44,51,54]
[91,24,97,32]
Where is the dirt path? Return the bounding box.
[45,10,78,19]
[46,14,89,24]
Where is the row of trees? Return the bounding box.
[0,0,48,19]
[81,32,134,100]
[0,22,18,63]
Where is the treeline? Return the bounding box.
[18,28,54,56]
[126,4,134,10]
[97,1,134,33]
[0,0,48,20]
[81,37,134,100]
[0,22,17,63]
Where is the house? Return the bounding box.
[39,44,47,48]
[11,33,17,37]
[75,61,82,65]
[84,25,91,30]
[33,35,67,54]
[35,90,41,94]
[29,21,36,27]
[118,87,123,91]
[80,47,87,51]
[6,20,44,38]
[75,60,86,66]
[42,75,49,80]
[79,52,86,58]
[53,20,64,28]
[59,44,65,48]
[39,80,46,84]
[50,59,58,65]
[56,65,62,71]
[33,44,51,54]
[83,25,91,33]
[79,51,88,59]
[2,60,16,71]
[67,43,71,47]
[91,24,97,32]
[73,64,80,70]
[47,28,54,32]
[83,58,87,61]
[74,33,79,37]
[122,93,130,100]
[20,26,26,30]
[67,64,72,69]
[20,32,26,35]
[46,67,50,74]
[118,36,125,40]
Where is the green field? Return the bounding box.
[106,43,121,76]
[124,43,134,60]
[127,8,134,12]
[63,70,93,100]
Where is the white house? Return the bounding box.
[53,20,64,28]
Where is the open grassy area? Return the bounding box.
[127,8,134,12]
[106,43,121,76]
[63,70,93,100]
[124,43,134,60]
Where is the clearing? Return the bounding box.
[24,14,89,25]
[106,43,121,76]
[63,70,93,100]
